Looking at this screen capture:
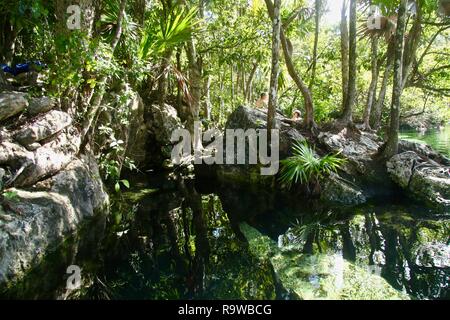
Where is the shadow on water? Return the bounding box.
[2,173,449,300]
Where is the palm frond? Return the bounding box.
[279,140,346,189]
[101,0,139,44]
[140,5,200,60]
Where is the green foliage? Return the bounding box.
[279,141,346,189]
[98,131,136,193]
[140,5,200,60]
[2,190,19,202]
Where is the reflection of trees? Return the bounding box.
[176,176,210,297]
[288,209,449,299]
[380,219,449,299]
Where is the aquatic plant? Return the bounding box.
[279,140,346,189]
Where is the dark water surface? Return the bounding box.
[2,174,449,300]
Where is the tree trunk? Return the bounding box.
[134,0,146,26]
[340,0,349,112]
[382,0,408,160]
[231,65,234,105]
[371,40,394,130]
[265,0,316,130]
[363,36,379,130]
[402,4,422,90]
[185,42,202,134]
[80,0,127,144]
[203,75,212,121]
[266,0,281,136]
[158,49,173,105]
[245,62,258,102]
[182,0,203,150]
[309,0,321,90]
[340,0,356,125]
[176,49,183,109]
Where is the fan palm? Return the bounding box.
[279,140,346,189]
[139,5,200,60]
[101,0,139,45]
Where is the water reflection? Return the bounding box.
[276,206,450,299]
[1,175,448,300]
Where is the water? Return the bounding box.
[2,174,448,300]
[400,124,450,157]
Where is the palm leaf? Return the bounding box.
[279,140,346,189]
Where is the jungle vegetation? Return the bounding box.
[0,0,449,184]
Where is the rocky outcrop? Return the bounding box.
[0,154,109,285]
[214,107,381,205]
[212,106,305,186]
[1,122,79,188]
[0,93,109,287]
[321,173,367,205]
[14,110,72,146]
[399,140,449,166]
[0,92,28,121]
[225,106,305,158]
[318,129,382,174]
[145,103,183,159]
[27,96,57,116]
[387,151,450,213]
[125,94,148,167]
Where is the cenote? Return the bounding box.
[3,172,448,300]
[400,124,450,157]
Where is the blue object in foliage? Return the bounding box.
[1,61,47,76]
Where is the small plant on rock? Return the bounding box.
[279,140,346,190]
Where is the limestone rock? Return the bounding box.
[399,139,449,166]
[125,94,148,166]
[0,92,28,121]
[225,106,303,158]
[318,129,381,174]
[0,154,109,285]
[146,104,183,158]
[14,110,72,146]
[321,173,367,205]
[27,96,57,116]
[0,128,80,188]
[387,151,450,213]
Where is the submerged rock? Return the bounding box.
[0,154,109,286]
[240,223,409,300]
[387,151,450,213]
[0,92,28,121]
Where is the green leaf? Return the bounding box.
[120,180,130,189]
